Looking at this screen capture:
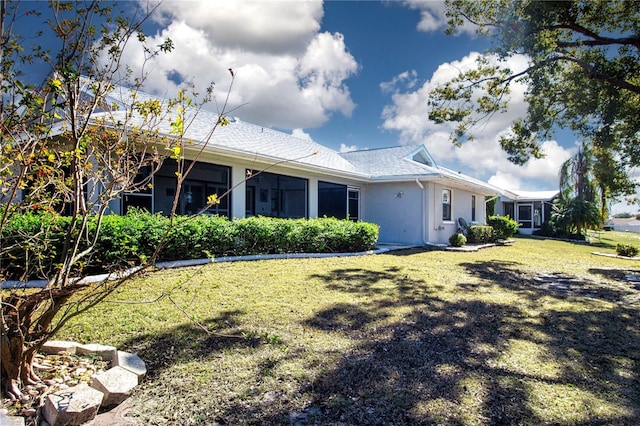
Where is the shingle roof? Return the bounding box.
[339,146,440,178]
[84,78,498,193]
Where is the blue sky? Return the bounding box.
[16,1,618,202]
[115,0,583,195]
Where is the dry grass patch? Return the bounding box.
[52,235,640,425]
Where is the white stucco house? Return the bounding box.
[494,189,559,235]
[85,80,502,246]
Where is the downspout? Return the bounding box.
[415,178,428,244]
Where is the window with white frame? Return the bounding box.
[442,189,452,221]
[471,195,476,222]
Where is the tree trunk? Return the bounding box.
[1,287,77,399]
[1,327,26,399]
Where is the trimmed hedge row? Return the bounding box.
[1,211,379,280]
[466,225,493,244]
[454,216,519,246]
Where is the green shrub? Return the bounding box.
[1,211,380,280]
[449,233,466,247]
[616,243,639,257]
[467,225,493,244]
[487,215,519,240]
[0,211,70,279]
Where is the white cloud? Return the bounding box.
[291,128,312,141]
[380,70,417,94]
[118,1,357,131]
[381,52,574,191]
[152,0,323,55]
[403,0,477,36]
[339,143,359,153]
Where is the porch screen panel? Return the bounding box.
[122,164,153,214]
[518,204,533,228]
[246,170,308,219]
[153,160,231,217]
[318,181,347,218]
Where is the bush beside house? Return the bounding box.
[466,225,493,244]
[449,233,467,247]
[0,211,379,280]
[456,216,519,245]
[487,216,519,240]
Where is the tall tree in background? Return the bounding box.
[428,0,639,204]
[559,143,595,202]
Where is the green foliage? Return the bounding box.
[551,197,603,236]
[614,212,634,219]
[467,225,493,244]
[487,215,519,240]
[485,196,496,219]
[616,243,638,258]
[449,233,467,247]
[1,212,380,280]
[432,0,639,200]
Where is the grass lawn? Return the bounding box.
[57,232,640,425]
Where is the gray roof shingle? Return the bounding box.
[84,78,498,193]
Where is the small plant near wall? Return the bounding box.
[616,243,639,258]
[449,233,467,247]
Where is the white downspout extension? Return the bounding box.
[415,178,428,244]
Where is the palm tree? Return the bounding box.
[559,142,597,202]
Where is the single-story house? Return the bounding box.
[494,189,559,234]
[55,79,503,246]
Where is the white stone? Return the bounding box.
[76,343,117,362]
[90,366,138,406]
[114,351,146,382]
[41,340,78,355]
[43,383,103,426]
[0,413,26,426]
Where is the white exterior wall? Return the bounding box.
[425,182,488,245]
[363,182,425,245]
[362,180,490,246]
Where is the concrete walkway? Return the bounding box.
[1,244,419,289]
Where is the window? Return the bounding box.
[152,160,231,217]
[246,170,308,218]
[348,188,360,221]
[318,181,347,218]
[503,202,515,219]
[318,181,360,220]
[471,195,476,222]
[442,189,452,221]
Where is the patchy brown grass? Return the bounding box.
[57,234,640,425]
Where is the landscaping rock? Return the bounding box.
[43,383,103,426]
[0,408,25,426]
[41,340,78,355]
[90,366,139,407]
[114,350,147,382]
[76,343,117,362]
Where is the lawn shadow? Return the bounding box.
[461,260,638,304]
[120,309,259,379]
[309,267,431,301]
[209,260,640,424]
